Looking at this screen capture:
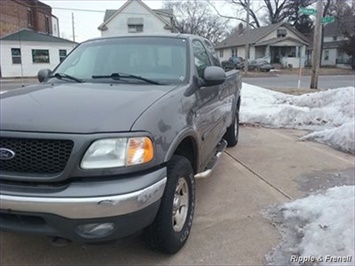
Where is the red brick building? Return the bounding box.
[0,0,58,37]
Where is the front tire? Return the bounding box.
[223,104,240,147]
[142,156,195,254]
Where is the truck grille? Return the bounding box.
[0,138,74,174]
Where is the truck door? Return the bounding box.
[192,39,224,170]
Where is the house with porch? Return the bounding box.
[215,22,309,68]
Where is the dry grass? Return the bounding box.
[266,87,324,95]
[278,67,354,76]
[241,71,277,78]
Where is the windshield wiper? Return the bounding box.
[92,73,162,85]
[50,73,84,83]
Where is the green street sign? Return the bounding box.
[322,16,335,24]
[299,7,317,15]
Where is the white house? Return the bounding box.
[216,22,309,68]
[0,29,77,78]
[321,16,353,68]
[98,0,175,37]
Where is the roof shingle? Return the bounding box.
[0,29,77,44]
[215,22,309,49]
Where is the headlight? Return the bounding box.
[81,137,154,169]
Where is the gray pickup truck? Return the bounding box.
[0,34,241,254]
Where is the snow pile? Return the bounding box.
[266,186,354,265]
[240,84,354,153]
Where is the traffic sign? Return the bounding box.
[299,7,317,15]
[321,16,335,24]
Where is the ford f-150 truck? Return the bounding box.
[0,34,241,254]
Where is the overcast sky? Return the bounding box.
[41,0,234,42]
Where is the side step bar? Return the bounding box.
[194,139,228,179]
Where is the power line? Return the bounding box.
[52,7,105,13]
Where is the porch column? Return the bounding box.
[265,45,270,57]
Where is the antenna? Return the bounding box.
[16,4,25,87]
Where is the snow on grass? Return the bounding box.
[265,186,354,265]
[240,83,354,153]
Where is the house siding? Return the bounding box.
[101,1,171,37]
[259,27,300,43]
[321,48,337,66]
[0,40,76,77]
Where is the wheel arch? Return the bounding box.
[164,130,199,175]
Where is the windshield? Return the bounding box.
[51,37,188,84]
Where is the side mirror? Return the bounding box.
[37,69,51,83]
[203,66,226,86]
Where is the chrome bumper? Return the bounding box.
[0,178,166,219]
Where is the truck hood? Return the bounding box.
[0,82,176,133]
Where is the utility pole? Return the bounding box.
[72,12,76,42]
[310,0,323,89]
[244,0,250,75]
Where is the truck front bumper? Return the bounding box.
[0,168,167,242]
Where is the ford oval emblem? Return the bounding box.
[0,148,16,160]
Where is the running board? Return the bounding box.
[194,139,227,179]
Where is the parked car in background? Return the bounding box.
[222,56,245,70]
[257,60,274,72]
[242,60,258,71]
[242,60,274,72]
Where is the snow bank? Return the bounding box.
[301,122,355,154]
[266,186,354,265]
[240,84,354,153]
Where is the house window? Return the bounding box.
[127,17,144,33]
[128,25,143,33]
[231,48,237,57]
[32,49,50,63]
[59,49,67,62]
[277,28,287,38]
[333,36,337,41]
[27,9,33,26]
[11,48,22,64]
[219,50,224,57]
[324,50,329,61]
[45,16,50,33]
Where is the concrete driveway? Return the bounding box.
[1,126,353,265]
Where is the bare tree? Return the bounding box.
[285,0,316,38]
[164,0,230,44]
[210,0,300,28]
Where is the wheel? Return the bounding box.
[141,155,195,254]
[223,103,240,147]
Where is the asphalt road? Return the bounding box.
[1,74,354,92]
[1,127,353,265]
[0,79,38,91]
[244,74,354,89]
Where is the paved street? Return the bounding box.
[244,74,354,89]
[1,126,353,265]
[1,73,354,92]
[0,79,38,91]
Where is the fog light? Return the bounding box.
[77,223,115,238]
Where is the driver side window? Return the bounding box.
[192,40,212,78]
